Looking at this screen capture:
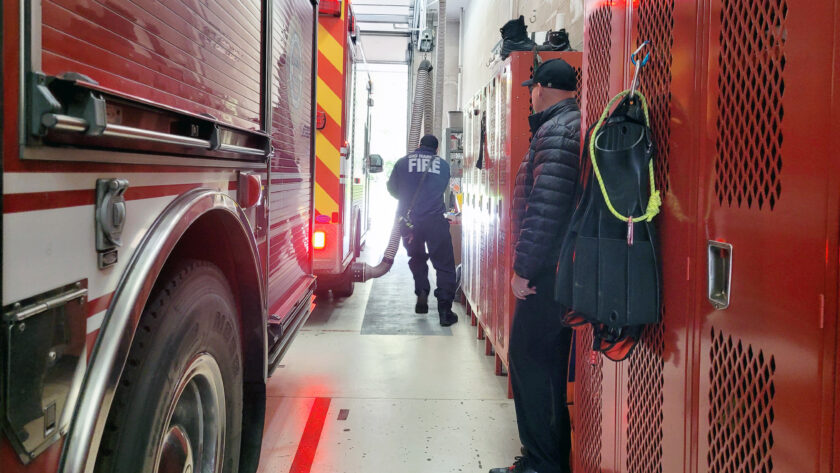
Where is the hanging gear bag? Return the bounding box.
[555,90,662,361]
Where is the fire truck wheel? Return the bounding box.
[96,260,243,473]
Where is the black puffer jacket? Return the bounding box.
[512,98,581,280]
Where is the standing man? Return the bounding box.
[387,134,458,327]
[490,59,581,473]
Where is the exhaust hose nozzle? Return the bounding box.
[352,216,403,283]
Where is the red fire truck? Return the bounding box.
[311,0,381,297]
[2,1,317,472]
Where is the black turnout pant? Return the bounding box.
[402,215,457,305]
[508,271,573,473]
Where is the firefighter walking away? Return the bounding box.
[387,134,459,327]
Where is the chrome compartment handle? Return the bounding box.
[707,241,733,310]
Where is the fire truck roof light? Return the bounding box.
[313,231,327,250]
[319,0,342,16]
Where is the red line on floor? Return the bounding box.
[289,397,332,473]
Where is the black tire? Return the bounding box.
[96,261,243,473]
[314,286,331,298]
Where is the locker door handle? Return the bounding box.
[707,241,733,310]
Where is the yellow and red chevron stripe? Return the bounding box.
[315,7,348,218]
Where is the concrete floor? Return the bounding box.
[257,236,520,473]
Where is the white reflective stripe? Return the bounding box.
[2,196,174,305]
[87,310,106,334]
[268,172,298,180]
[3,171,237,194]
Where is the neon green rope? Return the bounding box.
[588,90,661,223]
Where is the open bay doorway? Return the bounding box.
[360,63,409,251]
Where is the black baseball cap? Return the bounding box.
[419,134,439,150]
[521,58,577,91]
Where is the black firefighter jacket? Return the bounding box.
[387,146,450,219]
[512,97,581,281]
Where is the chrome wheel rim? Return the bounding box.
[155,353,226,473]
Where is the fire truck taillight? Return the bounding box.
[316,111,327,130]
[313,231,327,250]
[319,0,342,16]
[348,8,358,41]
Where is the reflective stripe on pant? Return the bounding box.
[508,271,573,473]
[402,215,457,304]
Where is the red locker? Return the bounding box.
[575,0,840,472]
[463,92,481,326]
[462,51,583,384]
[574,2,629,471]
[622,1,700,472]
[693,0,838,471]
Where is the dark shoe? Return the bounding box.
[439,310,458,327]
[489,456,536,473]
[415,292,429,314]
[499,16,537,59]
[500,16,528,41]
[437,300,458,326]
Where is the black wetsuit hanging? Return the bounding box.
[555,90,662,361]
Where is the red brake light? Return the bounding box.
[319,0,342,16]
[316,110,327,130]
[238,173,262,209]
[313,231,327,250]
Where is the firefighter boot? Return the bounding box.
[489,456,537,473]
[415,291,429,314]
[438,300,458,327]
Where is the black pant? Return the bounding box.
[508,271,573,473]
[402,215,457,305]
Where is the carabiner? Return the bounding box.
[629,41,650,98]
[630,41,651,67]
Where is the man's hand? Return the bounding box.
[511,274,537,300]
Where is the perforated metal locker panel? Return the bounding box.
[576,1,840,472]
